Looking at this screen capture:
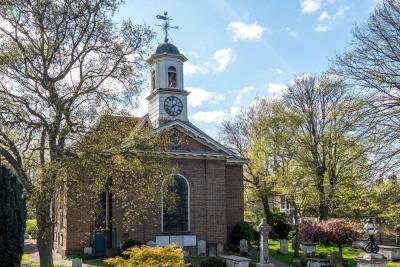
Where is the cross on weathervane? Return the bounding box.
[156,12,179,43]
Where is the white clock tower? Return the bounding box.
[146,42,189,128]
[146,12,190,128]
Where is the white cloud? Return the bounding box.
[267,83,287,94]
[335,6,349,17]
[185,48,235,77]
[207,48,235,72]
[314,25,329,32]
[227,21,265,41]
[284,27,298,37]
[276,68,284,74]
[184,62,209,77]
[230,106,240,117]
[318,6,349,21]
[234,86,256,105]
[190,110,226,123]
[301,0,322,14]
[187,87,224,107]
[319,11,330,21]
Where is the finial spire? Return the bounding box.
[156,12,178,43]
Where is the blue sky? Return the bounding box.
[116,0,378,138]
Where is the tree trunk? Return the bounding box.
[36,190,54,267]
[293,203,300,257]
[261,194,274,225]
[319,201,329,221]
[316,171,328,221]
[338,244,343,259]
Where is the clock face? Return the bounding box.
[164,96,183,116]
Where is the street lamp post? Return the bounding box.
[356,217,387,267]
[364,217,379,254]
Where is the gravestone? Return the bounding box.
[256,219,274,267]
[72,258,82,267]
[197,240,206,256]
[240,239,249,254]
[84,247,93,255]
[330,251,343,267]
[209,243,217,257]
[217,243,224,256]
[146,240,156,246]
[280,239,288,254]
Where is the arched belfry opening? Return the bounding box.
[168,66,177,88]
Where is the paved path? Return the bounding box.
[23,239,72,266]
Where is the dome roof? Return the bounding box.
[155,42,180,55]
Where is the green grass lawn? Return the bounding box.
[185,256,207,266]
[267,239,302,267]
[21,252,29,263]
[268,239,400,267]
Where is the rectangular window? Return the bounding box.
[280,196,291,210]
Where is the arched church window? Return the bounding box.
[151,69,156,91]
[168,66,177,88]
[162,174,189,232]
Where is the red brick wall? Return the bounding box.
[225,164,244,242]
[61,129,244,253]
[65,198,92,254]
[205,160,227,244]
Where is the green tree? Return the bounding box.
[220,99,286,225]
[0,164,26,267]
[285,74,369,220]
[0,1,154,265]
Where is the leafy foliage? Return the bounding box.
[25,219,37,238]
[272,212,290,239]
[105,244,185,267]
[231,221,255,246]
[0,1,156,266]
[0,165,26,267]
[120,239,142,251]
[300,219,362,256]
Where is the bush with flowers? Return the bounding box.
[300,219,363,257]
[105,244,185,267]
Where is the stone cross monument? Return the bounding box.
[256,219,274,267]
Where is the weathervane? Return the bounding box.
[156,12,178,43]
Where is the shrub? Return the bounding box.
[0,165,27,267]
[25,219,37,238]
[288,230,296,240]
[107,247,122,258]
[199,257,225,267]
[120,239,142,251]
[300,219,363,256]
[231,221,255,246]
[272,212,289,240]
[105,244,185,267]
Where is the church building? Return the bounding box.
[53,19,245,256]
